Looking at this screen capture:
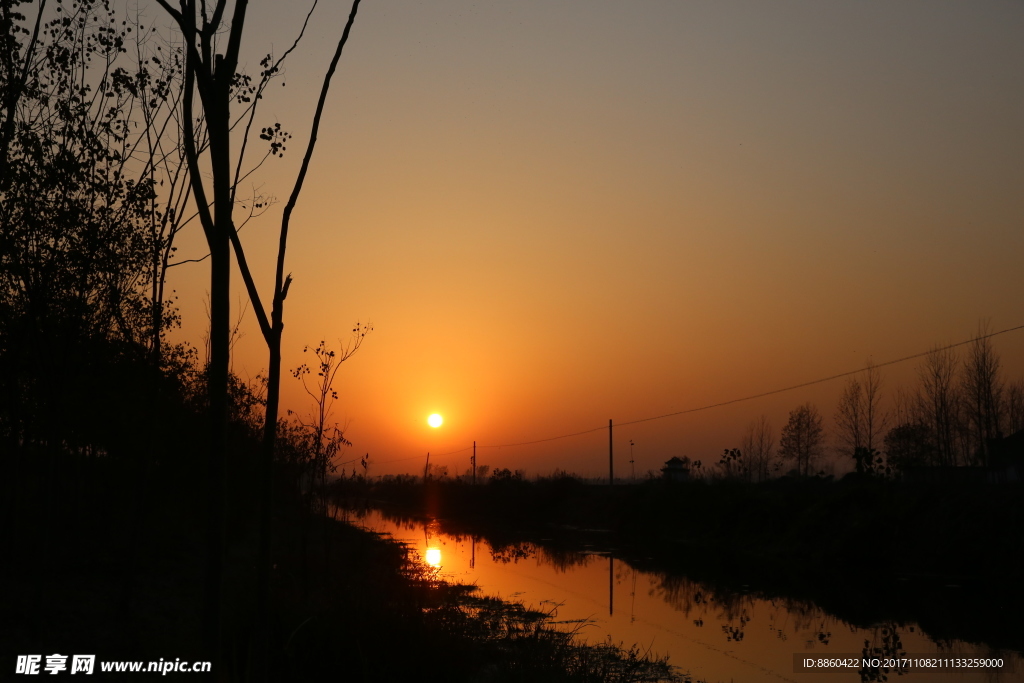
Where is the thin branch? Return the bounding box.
[154,0,184,27]
[181,51,215,244]
[274,0,361,309]
[226,226,272,340]
[168,254,212,267]
[231,0,320,204]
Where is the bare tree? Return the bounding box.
[779,403,824,477]
[156,0,363,664]
[835,363,887,470]
[151,0,247,653]
[960,322,1005,466]
[291,326,371,513]
[891,385,916,430]
[741,415,776,482]
[288,328,369,592]
[834,377,865,459]
[862,362,887,452]
[917,345,962,467]
[1007,378,1024,434]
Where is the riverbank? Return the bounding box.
[332,474,1024,653]
[269,511,687,682]
[3,452,688,681]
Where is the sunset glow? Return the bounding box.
[163,0,1024,479]
[13,2,1023,680]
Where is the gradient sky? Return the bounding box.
[164,0,1024,477]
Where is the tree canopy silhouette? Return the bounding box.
[779,403,824,477]
[1,0,192,455]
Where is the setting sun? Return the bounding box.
[427,413,443,428]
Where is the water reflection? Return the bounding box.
[340,507,1022,683]
[424,547,442,567]
[490,543,534,565]
[859,622,908,682]
[422,519,443,567]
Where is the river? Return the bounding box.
[338,507,1021,683]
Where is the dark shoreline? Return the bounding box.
[333,474,1024,655]
[3,455,688,682]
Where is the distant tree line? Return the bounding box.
[709,324,1021,481]
[883,325,1017,472]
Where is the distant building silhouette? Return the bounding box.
[987,429,1024,483]
[661,457,690,482]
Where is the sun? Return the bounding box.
[427,413,443,428]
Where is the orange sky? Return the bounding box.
[165,0,1024,477]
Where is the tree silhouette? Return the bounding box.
[779,403,824,477]
[883,422,932,473]
[1,0,192,454]
[290,327,371,514]
[835,363,887,472]
[154,0,363,665]
[916,345,962,467]
[148,0,246,655]
[1007,378,1024,434]
[961,321,1005,466]
[717,448,747,480]
[741,415,776,482]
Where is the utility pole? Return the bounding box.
[609,419,614,486]
[424,452,430,482]
[629,440,635,482]
[472,441,477,484]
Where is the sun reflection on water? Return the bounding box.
[347,508,1024,683]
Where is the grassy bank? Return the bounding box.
[272,512,688,682]
[3,448,690,681]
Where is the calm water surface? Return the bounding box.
[341,508,1021,683]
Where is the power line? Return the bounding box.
[362,453,423,466]
[366,322,1024,463]
[485,425,607,449]
[615,323,1024,430]
[371,445,473,466]
[482,322,1024,449]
